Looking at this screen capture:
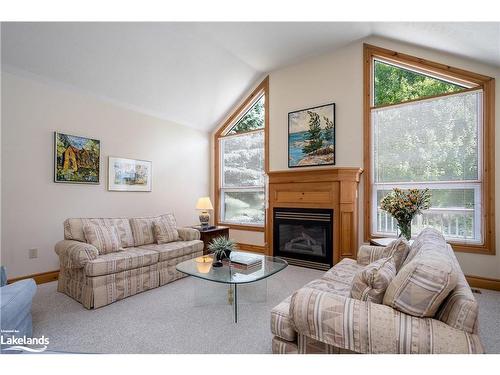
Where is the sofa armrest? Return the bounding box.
[356,245,388,266]
[177,227,200,241]
[54,240,99,269]
[289,287,483,354]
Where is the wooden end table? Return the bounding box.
[192,226,230,254]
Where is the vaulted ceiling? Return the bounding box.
[2,22,499,131]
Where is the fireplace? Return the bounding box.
[273,207,333,270]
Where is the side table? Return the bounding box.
[192,226,230,254]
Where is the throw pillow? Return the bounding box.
[83,224,122,254]
[358,238,410,272]
[383,255,458,317]
[350,256,397,304]
[153,217,179,244]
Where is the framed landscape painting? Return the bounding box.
[288,103,335,168]
[108,157,152,192]
[54,132,100,184]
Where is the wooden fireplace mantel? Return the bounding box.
[266,167,363,264]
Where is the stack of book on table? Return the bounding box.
[223,252,262,272]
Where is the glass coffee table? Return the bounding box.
[176,252,287,323]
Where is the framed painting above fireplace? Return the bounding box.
[288,103,335,168]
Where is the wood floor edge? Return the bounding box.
[236,243,267,254]
[7,270,59,285]
[465,275,500,291]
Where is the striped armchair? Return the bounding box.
[271,228,484,354]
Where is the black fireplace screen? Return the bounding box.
[273,208,333,267]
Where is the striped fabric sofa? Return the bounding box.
[55,214,203,309]
[271,228,484,354]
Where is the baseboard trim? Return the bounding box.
[7,270,59,285]
[465,275,500,291]
[236,243,267,254]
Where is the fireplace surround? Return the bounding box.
[266,167,363,267]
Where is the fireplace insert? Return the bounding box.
[273,207,333,270]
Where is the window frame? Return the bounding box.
[363,44,495,255]
[214,76,269,232]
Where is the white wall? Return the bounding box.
[1,72,210,278]
[218,36,500,279]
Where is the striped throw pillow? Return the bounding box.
[383,254,458,317]
[350,256,397,304]
[153,217,179,244]
[83,224,122,254]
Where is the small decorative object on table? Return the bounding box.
[380,188,431,240]
[195,197,214,228]
[207,236,236,267]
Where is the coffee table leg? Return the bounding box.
[234,284,238,323]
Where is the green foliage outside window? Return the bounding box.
[227,95,265,135]
[374,60,465,107]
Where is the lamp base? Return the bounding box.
[199,211,210,227]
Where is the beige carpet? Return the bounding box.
[30,265,500,354]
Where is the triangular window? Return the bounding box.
[226,95,265,135]
[373,60,467,107]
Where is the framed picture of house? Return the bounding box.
[108,157,152,192]
[288,103,335,168]
[54,132,100,184]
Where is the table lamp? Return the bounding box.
[196,197,213,228]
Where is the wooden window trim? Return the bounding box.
[214,76,269,233]
[363,44,495,255]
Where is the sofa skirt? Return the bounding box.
[58,264,159,309]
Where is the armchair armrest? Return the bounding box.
[177,227,200,241]
[54,240,99,269]
[356,245,389,266]
[289,287,483,354]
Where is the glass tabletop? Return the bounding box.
[176,252,288,285]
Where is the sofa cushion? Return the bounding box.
[350,257,397,304]
[402,227,443,268]
[435,247,479,334]
[84,248,159,276]
[303,277,352,297]
[130,214,177,246]
[357,238,409,272]
[322,258,363,285]
[64,218,134,248]
[83,224,122,254]
[383,252,458,318]
[153,216,179,244]
[270,296,296,342]
[139,240,204,262]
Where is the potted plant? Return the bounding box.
[380,188,432,241]
[208,236,236,267]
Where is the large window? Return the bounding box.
[215,77,268,230]
[364,45,495,253]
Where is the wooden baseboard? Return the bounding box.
[466,275,500,291]
[7,270,59,285]
[236,243,267,254]
[7,268,499,291]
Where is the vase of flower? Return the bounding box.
[380,188,432,241]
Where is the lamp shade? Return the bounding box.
[196,197,214,210]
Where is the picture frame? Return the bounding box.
[108,156,152,192]
[54,132,100,184]
[288,103,335,168]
